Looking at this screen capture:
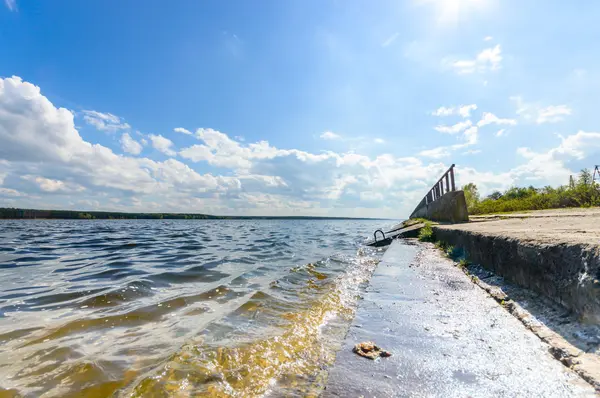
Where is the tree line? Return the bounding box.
[462,169,600,215]
[0,208,376,220]
[0,208,222,219]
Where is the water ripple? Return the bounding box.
[0,219,384,397]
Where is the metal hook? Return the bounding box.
[373,229,386,243]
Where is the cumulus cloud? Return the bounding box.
[82,110,131,133]
[432,106,454,117]
[432,104,477,118]
[434,120,473,134]
[0,187,23,196]
[174,127,193,135]
[463,126,478,145]
[511,96,573,124]
[149,134,176,156]
[447,45,502,74]
[320,131,341,140]
[512,131,600,186]
[374,138,385,144]
[120,132,143,155]
[4,75,588,218]
[418,126,478,160]
[22,175,86,193]
[477,112,517,127]
[418,146,451,159]
[0,75,463,217]
[0,76,252,203]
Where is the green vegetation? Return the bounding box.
[462,182,480,212]
[402,218,429,228]
[434,240,462,259]
[417,222,435,242]
[464,169,600,215]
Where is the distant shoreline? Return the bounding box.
[0,207,389,221]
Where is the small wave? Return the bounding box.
[0,219,384,397]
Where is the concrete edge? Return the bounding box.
[426,244,600,392]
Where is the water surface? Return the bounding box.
[0,219,385,397]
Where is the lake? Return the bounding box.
[0,219,387,397]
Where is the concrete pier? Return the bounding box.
[434,208,600,323]
[324,241,594,397]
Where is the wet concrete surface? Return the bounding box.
[323,241,595,397]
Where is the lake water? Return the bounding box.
[0,219,387,397]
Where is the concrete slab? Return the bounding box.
[323,241,594,397]
[455,207,600,246]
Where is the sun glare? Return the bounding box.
[418,0,489,26]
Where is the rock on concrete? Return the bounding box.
[323,241,594,397]
[434,209,600,323]
[410,190,469,223]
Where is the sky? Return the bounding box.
[1,0,600,218]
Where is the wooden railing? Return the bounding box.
[413,164,456,211]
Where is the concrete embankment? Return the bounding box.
[324,241,594,397]
[410,190,469,223]
[433,208,600,323]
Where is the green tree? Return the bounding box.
[487,191,503,201]
[578,168,592,186]
[462,183,480,212]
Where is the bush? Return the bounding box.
[418,224,435,242]
[468,169,600,215]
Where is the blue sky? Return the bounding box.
[1,0,600,218]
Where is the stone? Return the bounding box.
[353,341,392,360]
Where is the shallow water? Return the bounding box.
[0,219,386,397]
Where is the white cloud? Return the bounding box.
[477,112,517,127]
[374,138,385,144]
[320,131,341,140]
[456,167,515,196]
[0,187,23,196]
[418,147,451,159]
[174,127,193,135]
[447,45,502,74]
[458,104,478,118]
[512,131,600,185]
[82,110,130,133]
[484,36,493,41]
[419,126,478,159]
[381,32,400,47]
[463,149,482,155]
[120,132,143,155]
[22,175,85,193]
[0,76,249,200]
[149,134,176,157]
[432,106,454,117]
[432,104,477,118]
[4,0,16,11]
[7,74,590,218]
[463,126,478,145]
[536,105,572,124]
[496,129,506,137]
[511,96,572,124]
[434,120,472,134]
